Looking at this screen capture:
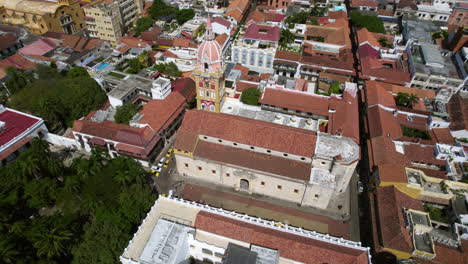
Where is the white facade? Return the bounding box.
[416,4,452,22]
[175,133,359,210]
[231,45,275,70]
[151,77,172,100]
[211,19,232,36]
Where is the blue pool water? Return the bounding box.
[97,62,110,71]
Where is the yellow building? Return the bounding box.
[0,0,85,35]
[83,0,143,46]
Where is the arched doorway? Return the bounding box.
[240,179,249,191]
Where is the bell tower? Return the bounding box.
[193,17,224,112]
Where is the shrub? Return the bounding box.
[350,11,385,33]
[401,126,431,140]
[114,103,140,124]
[241,88,261,106]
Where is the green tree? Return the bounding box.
[126,58,144,74]
[67,66,90,78]
[328,82,341,95]
[241,88,261,106]
[4,67,33,94]
[153,62,182,77]
[176,9,195,25]
[350,11,385,33]
[148,0,177,20]
[285,11,310,25]
[134,17,154,36]
[280,29,295,49]
[23,178,58,209]
[114,103,140,124]
[395,92,419,108]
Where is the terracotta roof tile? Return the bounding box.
[375,186,423,252]
[174,110,317,157]
[138,92,186,132]
[448,93,468,131]
[182,183,352,238]
[351,0,379,7]
[195,211,370,264]
[431,128,455,145]
[260,88,331,116]
[367,106,403,139]
[0,33,18,51]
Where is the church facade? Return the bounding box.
[0,0,85,35]
[192,18,225,113]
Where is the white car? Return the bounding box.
[157,157,166,167]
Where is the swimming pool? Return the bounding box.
[96,62,110,71]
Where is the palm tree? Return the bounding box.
[407,94,419,108]
[17,153,40,180]
[0,237,20,264]
[31,227,73,259]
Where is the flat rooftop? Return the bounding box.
[0,107,41,149]
[411,44,461,79]
[221,98,318,131]
[107,74,154,100]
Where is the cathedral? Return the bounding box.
[192,18,225,113]
[0,0,85,35]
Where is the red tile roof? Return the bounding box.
[0,53,36,79]
[194,141,311,180]
[351,0,379,7]
[431,128,455,145]
[366,81,397,107]
[19,38,57,56]
[212,16,231,28]
[171,77,196,102]
[367,106,403,139]
[174,109,317,157]
[0,108,41,147]
[260,88,330,116]
[448,93,468,131]
[0,136,33,161]
[183,183,352,239]
[43,32,105,52]
[0,33,18,51]
[244,24,280,42]
[375,186,423,252]
[138,92,186,132]
[195,211,370,264]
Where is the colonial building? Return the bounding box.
[173,109,360,210]
[192,18,225,113]
[120,195,372,264]
[0,105,48,165]
[0,0,85,35]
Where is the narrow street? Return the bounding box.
[344,0,375,252]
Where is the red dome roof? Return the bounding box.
[196,17,222,73]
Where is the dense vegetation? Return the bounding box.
[401,126,432,140]
[114,103,140,124]
[0,139,155,263]
[154,62,182,77]
[424,204,448,223]
[280,29,295,49]
[148,0,195,25]
[134,17,155,36]
[395,92,419,108]
[126,51,151,74]
[350,11,385,34]
[9,65,106,132]
[241,88,261,106]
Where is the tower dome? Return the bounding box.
[196,17,222,73]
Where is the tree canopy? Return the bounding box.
[148,0,194,25]
[9,65,106,132]
[280,29,295,49]
[114,103,140,124]
[153,62,182,77]
[67,66,90,79]
[134,17,154,36]
[0,139,155,263]
[241,88,261,106]
[395,92,419,108]
[350,11,385,34]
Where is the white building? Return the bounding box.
[416,3,452,22]
[120,195,372,264]
[231,24,279,73]
[151,77,172,100]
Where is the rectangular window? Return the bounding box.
[277,185,282,190]
[261,181,265,186]
[202,248,213,255]
[199,89,204,96]
[212,170,216,174]
[214,252,224,258]
[294,189,299,193]
[185,163,189,167]
[198,166,202,170]
[226,173,230,177]
[211,91,216,99]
